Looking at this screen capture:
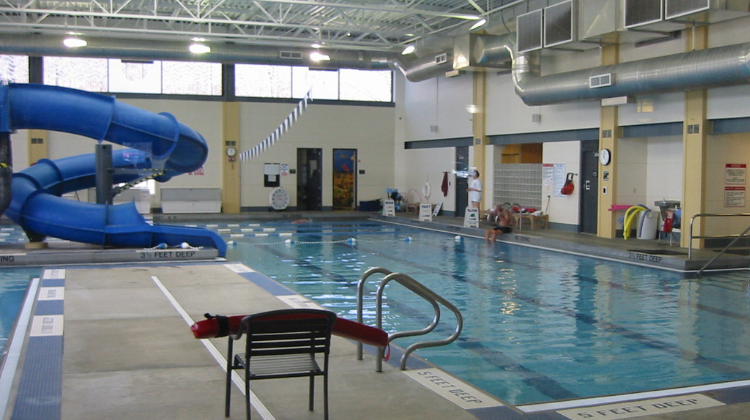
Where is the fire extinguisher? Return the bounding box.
[561,173,576,195]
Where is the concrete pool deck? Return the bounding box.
[2,212,750,420]
[3,262,750,420]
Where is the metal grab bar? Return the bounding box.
[688,212,750,273]
[375,273,463,371]
[356,267,392,360]
[355,267,463,371]
[688,213,750,260]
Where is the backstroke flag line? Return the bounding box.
[239,89,313,161]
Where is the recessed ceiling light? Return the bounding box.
[189,43,211,54]
[310,51,330,61]
[401,45,416,55]
[63,37,87,48]
[470,19,487,31]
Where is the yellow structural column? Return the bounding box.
[682,26,709,248]
[28,129,48,166]
[222,102,241,214]
[598,44,619,238]
[472,70,488,210]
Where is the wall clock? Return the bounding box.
[269,187,289,210]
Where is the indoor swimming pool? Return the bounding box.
[0,268,41,354]
[197,219,750,406]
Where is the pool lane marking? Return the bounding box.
[0,277,40,418]
[150,275,276,420]
[555,394,724,420]
[518,380,750,413]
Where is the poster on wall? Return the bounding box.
[724,186,745,207]
[544,163,566,197]
[725,163,746,185]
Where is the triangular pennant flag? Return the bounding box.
[239,88,313,162]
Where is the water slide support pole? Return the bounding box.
[95,143,114,205]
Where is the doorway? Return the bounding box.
[332,149,357,210]
[455,146,469,218]
[579,140,599,234]
[296,148,322,211]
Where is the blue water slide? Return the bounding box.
[0,83,226,257]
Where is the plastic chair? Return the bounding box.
[225,308,337,420]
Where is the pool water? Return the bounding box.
[202,220,750,406]
[0,268,41,354]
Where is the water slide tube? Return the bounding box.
[0,83,226,256]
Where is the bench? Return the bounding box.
[160,188,221,213]
[512,213,549,230]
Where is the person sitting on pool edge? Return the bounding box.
[485,204,513,242]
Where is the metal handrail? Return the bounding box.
[356,267,392,360]
[375,273,463,371]
[688,213,750,260]
[355,267,463,371]
[689,213,750,273]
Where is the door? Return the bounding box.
[455,146,469,218]
[296,148,322,211]
[579,140,599,234]
[332,149,356,210]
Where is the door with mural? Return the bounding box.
[333,149,357,210]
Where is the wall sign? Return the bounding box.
[725,186,745,207]
[725,163,746,185]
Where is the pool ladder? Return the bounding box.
[356,267,463,371]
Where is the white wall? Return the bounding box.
[238,101,395,209]
[616,138,648,210]
[645,136,683,208]
[403,74,473,141]
[542,141,581,226]
[401,147,456,212]
[486,70,601,136]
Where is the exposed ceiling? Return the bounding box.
[0,0,527,56]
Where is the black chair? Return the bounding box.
[225,308,337,420]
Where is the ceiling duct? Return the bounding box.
[513,42,750,105]
[0,34,394,71]
[517,9,544,54]
[623,0,750,33]
[452,33,515,72]
[579,0,680,44]
[665,0,750,24]
[544,0,600,51]
[392,51,454,82]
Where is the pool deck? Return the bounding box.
[2,211,750,420]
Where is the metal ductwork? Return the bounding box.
[0,34,394,71]
[513,42,750,106]
[393,51,454,82]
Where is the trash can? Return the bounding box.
[637,209,658,240]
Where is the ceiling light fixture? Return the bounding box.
[63,37,87,48]
[189,43,211,54]
[310,51,330,61]
[311,43,322,49]
[470,18,487,31]
[401,45,416,55]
